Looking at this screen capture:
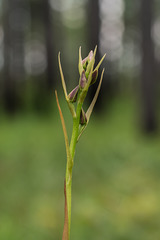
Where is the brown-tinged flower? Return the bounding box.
[79,70,87,89]
[68,85,79,102]
[80,108,87,125]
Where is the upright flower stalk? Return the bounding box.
[55,46,106,240]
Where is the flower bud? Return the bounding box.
[82,51,94,71]
[80,108,87,125]
[88,50,94,61]
[85,56,95,79]
[82,56,88,66]
[68,85,79,102]
[90,69,98,85]
[79,70,87,89]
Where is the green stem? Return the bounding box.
[65,101,83,239]
[65,164,72,239]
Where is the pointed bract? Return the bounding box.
[86,69,105,121]
[93,45,97,58]
[58,52,68,99]
[94,54,106,72]
[78,46,83,75]
[89,52,106,86]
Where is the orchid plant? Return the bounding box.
[55,46,106,240]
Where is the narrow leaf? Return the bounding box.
[58,52,68,99]
[55,90,71,163]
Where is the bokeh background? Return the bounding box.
[0,0,160,239]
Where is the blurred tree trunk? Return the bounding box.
[31,0,55,90]
[3,0,16,113]
[87,0,112,112]
[29,0,56,112]
[140,0,157,132]
[88,0,100,59]
[87,0,101,110]
[3,0,27,113]
[43,0,55,91]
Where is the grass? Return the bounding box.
[0,96,160,240]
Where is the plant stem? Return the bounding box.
[65,165,72,239]
[65,101,82,239]
[58,47,105,240]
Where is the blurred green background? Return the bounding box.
[0,0,160,239]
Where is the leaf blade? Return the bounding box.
[58,53,68,99]
[55,90,71,164]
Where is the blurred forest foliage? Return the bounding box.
[0,0,160,239]
[0,0,159,131]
